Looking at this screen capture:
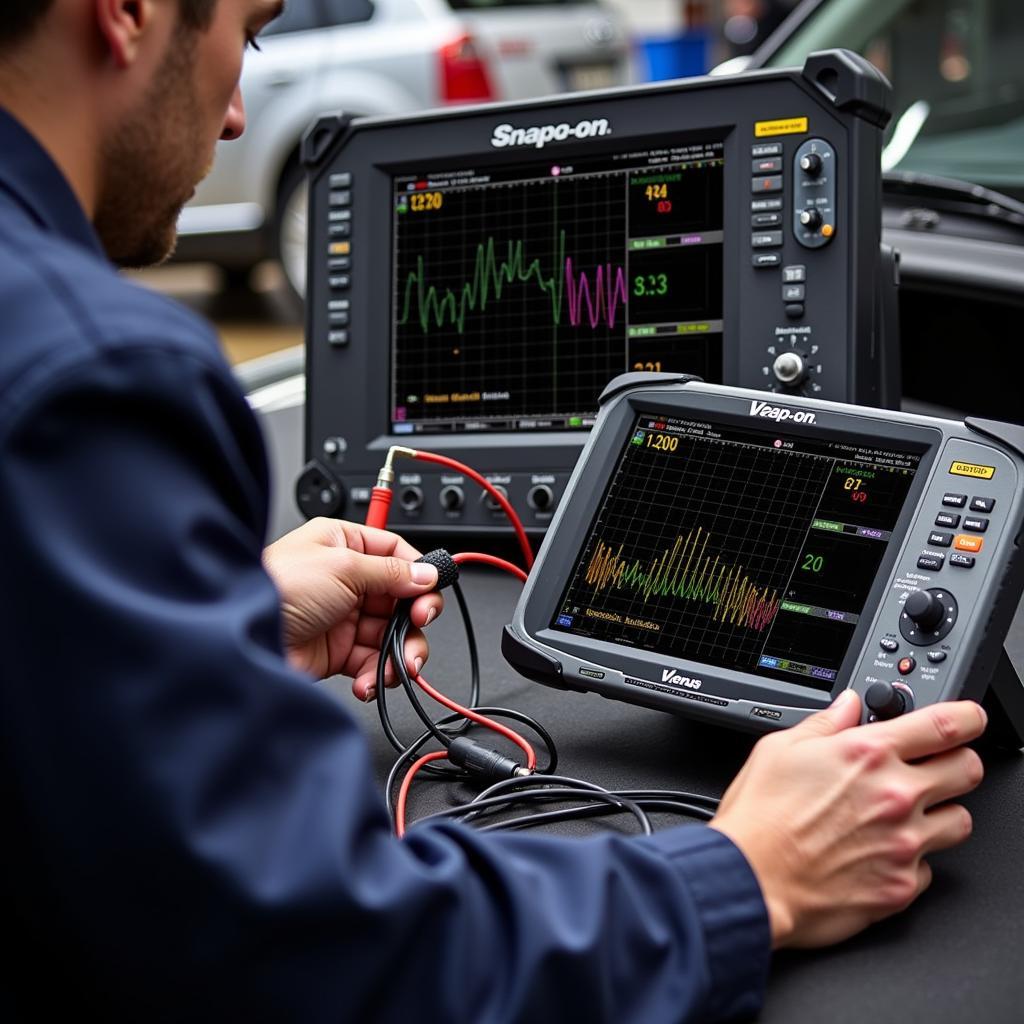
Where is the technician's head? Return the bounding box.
[0,0,282,266]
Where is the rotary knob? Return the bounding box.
[799,208,823,231]
[865,681,910,721]
[799,152,823,176]
[904,589,945,631]
[772,351,807,386]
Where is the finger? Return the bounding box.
[878,700,987,762]
[919,803,973,855]
[341,521,425,563]
[913,745,985,808]
[400,626,430,677]
[341,548,438,600]
[409,592,443,628]
[790,688,862,738]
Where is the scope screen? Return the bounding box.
[390,134,724,434]
[551,411,925,690]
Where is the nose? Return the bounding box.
[220,85,246,141]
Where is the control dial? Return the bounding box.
[864,681,914,721]
[763,337,822,394]
[772,351,806,386]
[799,208,823,230]
[899,587,958,645]
[799,152,823,176]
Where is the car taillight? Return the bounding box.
[439,33,496,103]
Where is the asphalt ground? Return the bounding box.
[128,262,303,366]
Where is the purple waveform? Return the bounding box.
[564,257,628,329]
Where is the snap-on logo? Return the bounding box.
[491,118,611,149]
[662,668,702,689]
[749,400,817,424]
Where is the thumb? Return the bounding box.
[792,688,861,738]
[343,550,438,599]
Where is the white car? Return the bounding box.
[176,0,635,298]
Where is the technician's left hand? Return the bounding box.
[263,518,443,699]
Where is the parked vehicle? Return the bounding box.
[176,0,635,299]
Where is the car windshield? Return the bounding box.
[761,0,1024,200]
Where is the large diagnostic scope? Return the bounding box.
[299,50,898,534]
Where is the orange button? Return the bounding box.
[821,223,835,238]
[954,534,983,552]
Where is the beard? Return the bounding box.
[94,31,211,268]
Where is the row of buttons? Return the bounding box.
[917,493,996,572]
[750,143,783,257]
[879,637,947,663]
[326,172,352,347]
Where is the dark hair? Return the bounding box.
[0,0,216,48]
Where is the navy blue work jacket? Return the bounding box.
[0,107,769,1022]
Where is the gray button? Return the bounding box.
[329,311,350,326]
[963,516,989,532]
[329,172,352,188]
[752,142,783,157]
[752,176,783,193]
[328,330,349,346]
[329,190,351,206]
[949,552,975,568]
[328,299,350,311]
[917,554,944,571]
[752,157,783,174]
[782,265,806,283]
[935,512,960,528]
[328,209,352,222]
[752,212,781,227]
[969,496,995,513]
[928,531,954,547]
[329,222,351,237]
[751,197,783,211]
[328,256,351,271]
[785,302,805,319]
[329,274,351,290]
[927,650,948,663]
[752,252,782,267]
[942,493,967,507]
[752,231,783,248]
[782,284,805,301]
[880,637,899,653]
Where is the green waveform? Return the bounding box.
[399,229,567,334]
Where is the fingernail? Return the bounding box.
[425,607,436,625]
[834,689,857,708]
[411,563,438,586]
[365,687,376,702]
[414,657,423,675]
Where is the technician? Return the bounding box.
[0,2,987,1021]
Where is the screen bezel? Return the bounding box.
[518,384,941,706]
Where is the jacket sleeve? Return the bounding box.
[0,344,770,1023]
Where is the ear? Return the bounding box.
[94,0,158,69]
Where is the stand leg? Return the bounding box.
[980,647,1024,750]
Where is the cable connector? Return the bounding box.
[448,736,527,783]
[416,549,459,591]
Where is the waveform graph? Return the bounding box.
[584,528,781,632]
[556,424,838,669]
[392,170,631,420]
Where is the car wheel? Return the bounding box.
[275,164,308,303]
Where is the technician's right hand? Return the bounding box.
[710,690,986,949]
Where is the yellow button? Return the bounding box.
[329,241,351,255]
[954,534,983,553]
[821,224,834,238]
[949,461,995,479]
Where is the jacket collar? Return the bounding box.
[0,106,105,259]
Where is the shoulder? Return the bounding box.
[0,209,230,405]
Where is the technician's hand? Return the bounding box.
[710,690,986,949]
[262,518,443,699]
